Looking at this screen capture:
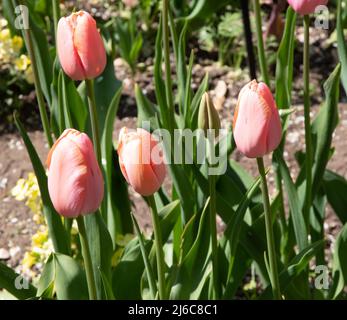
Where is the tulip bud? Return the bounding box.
[198,92,221,137]
[287,0,328,15]
[233,80,282,158]
[46,129,104,217]
[117,128,166,196]
[57,11,106,81]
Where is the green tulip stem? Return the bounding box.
[85,79,101,166]
[209,173,220,299]
[256,157,281,300]
[77,216,97,300]
[253,0,270,85]
[303,15,313,225]
[52,0,60,41]
[23,28,53,147]
[147,195,166,300]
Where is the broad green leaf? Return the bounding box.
[190,73,209,129]
[10,0,53,106]
[275,7,296,109]
[154,117,195,224]
[183,0,230,30]
[101,85,132,242]
[50,58,63,137]
[331,223,347,299]
[61,74,87,131]
[38,252,88,300]
[112,238,150,299]
[168,7,179,63]
[170,198,210,299]
[131,214,157,299]
[177,22,188,114]
[37,254,55,299]
[99,269,115,300]
[135,84,158,128]
[84,212,113,300]
[323,170,347,224]
[0,262,36,300]
[158,200,181,243]
[224,175,262,285]
[260,240,325,299]
[2,0,19,35]
[129,34,143,67]
[184,50,194,126]
[337,0,347,95]
[53,253,88,300]
[94,57,122,133]
[275,151,308,251]
[147,200,181,266]
[154,16,170,129]
[15,116,69,254]
[311,64,341,197]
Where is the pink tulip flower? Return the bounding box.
[233,80,282,158]
[47,129,104,218]
[57,11,106,81]
[117,128,166,196]
[287,0,328,15]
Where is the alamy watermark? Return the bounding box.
[132,121,228,176]
[314,265,330,290]
[314,5,329,30]
[14,5,29,30]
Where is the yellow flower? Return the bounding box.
[12,36,23,53]
[11,178,27,201]
[32,230,49,247]
[24,65,34,84]
[22,251,40,270]
[0,18,8,28]
[14,54,31,71]
[12,172,42,219]
[0,28,10,42]
[116,233,135,247]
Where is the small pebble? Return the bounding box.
[0,248,10,260]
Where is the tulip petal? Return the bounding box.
[233,85,270,158]
[287,0,328,15]
[47,129,104,217]
[48,138,88,217]
[57,17,86,80]
[73,12,106,79]
[119,138,162,196]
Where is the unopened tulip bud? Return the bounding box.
[57,11,106,81]
[198,92,221,137]
[287,0,328,15]
[117,128,166,196]
[47,129,104,217]
[233,80,282,158]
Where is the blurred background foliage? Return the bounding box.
[1,0,345,133]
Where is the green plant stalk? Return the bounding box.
[209,174,220,299]
[252,0,270,85]
[52,0,60,41]
[162,0,175,133]
[148,195,166,299]
[77,216,97,300]
[23,29,53,147]
[85,79,102,166]
[303,15,313,226]
[256,157,281,300]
